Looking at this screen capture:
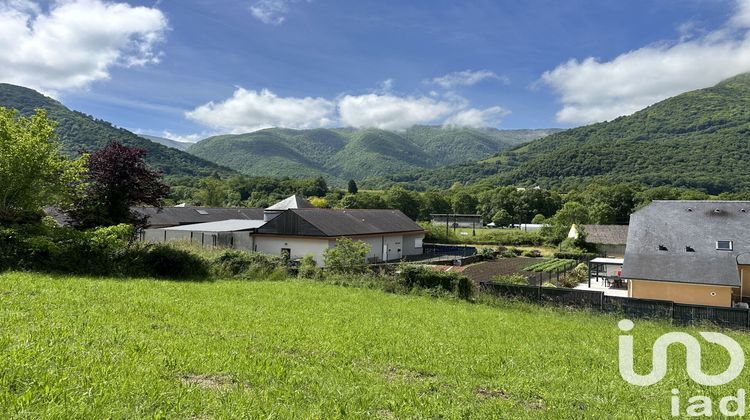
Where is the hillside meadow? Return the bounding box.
[1,272,749,418]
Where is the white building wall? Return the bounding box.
[402,233,425,256]
[254,236,331,265]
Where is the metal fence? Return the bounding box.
[526,257,589,286]
[480,281,750,330]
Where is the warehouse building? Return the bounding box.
[141,195,425,265]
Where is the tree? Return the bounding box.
[0,108,85,223]
[323,237,371,274]
[339,192,386,209]
[451,191,478,214]
[67,142,169,228]
[386,187,422,220]
[347,179,358,194]
[531,214,546,224]
[193,177,230,207]
[589,202,616,224]
[308,196,328,208]
[420,191,451,219]
[540,201,591,244]
[492,209,512,227]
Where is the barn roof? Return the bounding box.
[580,224,629,245]
[622,201,750,287]
[135,207,265,228]
[257,208,424,237]
[161,219,266,232]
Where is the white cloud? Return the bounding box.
[443,106,511,128]
[161,130,204,143]
[338,94,457,131]
[185,88,336,133]
[249,0,308,25]
[542,0,750,124]
[187,85,511,133]
[0,0,168,92]
[430,70,508,89]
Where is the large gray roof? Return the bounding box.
[135,207,264,228]
[161,219,266,232]
[257,208,424,237]
[581,224,629,245]
[622,201,750,287]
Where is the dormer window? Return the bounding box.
[658,245,668,251]
[716,240,733,251]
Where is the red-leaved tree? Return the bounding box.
[67,142,169,229]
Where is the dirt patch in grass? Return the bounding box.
[383,366,436,382]
[461,258,536,283]
[474,387,509,399]
[180,374,247,390]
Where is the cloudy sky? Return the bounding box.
[1,0,749,141]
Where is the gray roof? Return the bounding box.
[258,208,424,237]
[161,219,266,232]
[266,195,315,210]
[581,224,629,245]
[135,207,265,228]
[622,201,750,287]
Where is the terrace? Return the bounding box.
[574,257,627,297]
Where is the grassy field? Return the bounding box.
[1,272,748,418]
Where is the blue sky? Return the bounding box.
[1,0,748,141]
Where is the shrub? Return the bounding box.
[324,238,370,274]
[522,249,542,258]
[212,249,285,279]
[298,255,320,279]
[398,264,474,299]
[133,244,210,280]
[553,251,597,260]
[491,274,529,285]
[477,247,496,260]
[558,263,589,288]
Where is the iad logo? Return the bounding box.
[617,319,746,417]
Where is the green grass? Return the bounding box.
[1,272,749,418]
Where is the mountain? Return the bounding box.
[389,73,750,193]
[187,126,560,182]
[139,134,192,151]
[0,84,233,177]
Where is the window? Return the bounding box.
[196,209,208,215]
[716,240,733,251]
[414,237,423,248]
[685,246,695,252]
[658,245,668,251]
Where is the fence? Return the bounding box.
[527,257,587,286]
[480,281,750,330]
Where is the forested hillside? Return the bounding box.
[0,84,233,177]
[187,126,559,181]
[390,73,750,193]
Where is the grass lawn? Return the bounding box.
[1,272,748,418]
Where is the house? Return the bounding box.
[142,195,425,265]
[568,224,629,257]
[622,201,750,308]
